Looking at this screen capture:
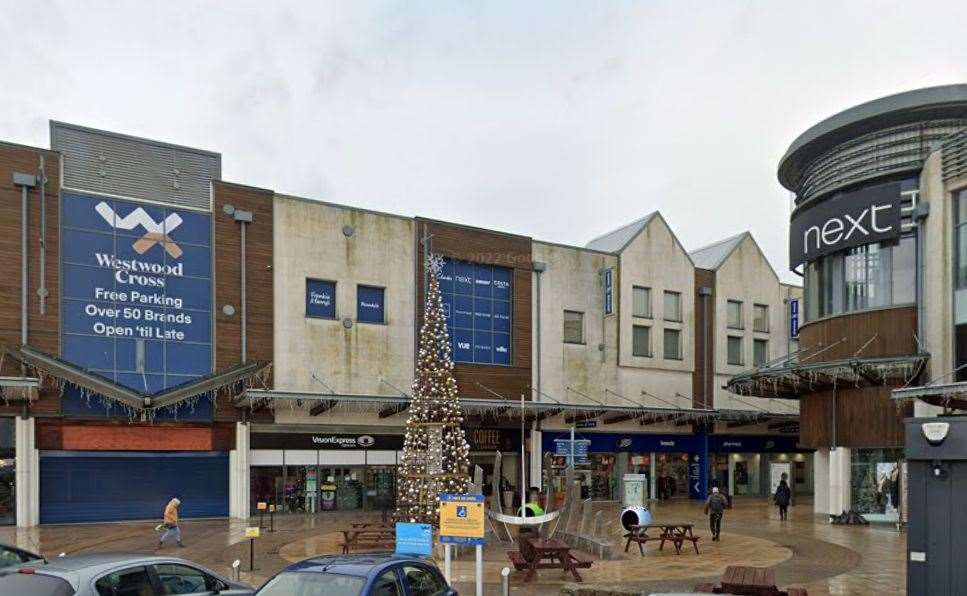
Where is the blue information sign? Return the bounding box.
[395,522,433,556]
[553,438,591,465]
[604,268,613,316]
[439,258,512,365]
[60,192,212,395]
[789,298,800,338]
[357,285,385,323]
[306,279,336,319]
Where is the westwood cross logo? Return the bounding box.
[95,201,184,258]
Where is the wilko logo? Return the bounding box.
[95,201,184,258]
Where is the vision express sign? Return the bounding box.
[789,181,902,269]
[251,432,403,450]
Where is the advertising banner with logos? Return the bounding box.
[438,258,512,365]
[250,432,404,450]
[60,192,213,396]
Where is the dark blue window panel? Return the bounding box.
[357,285,385,323]
[61,229,115,268]
[440,294,453,322]
[438,259,454,294]
[116,373,167,395]
[167,310,211,343]
[165,342,213,376]
[62,300,117,335]
[453,295,474,329]
[452,328,473,361]
[152,393,213,421]
[62,192,112,231]
[63,264,116,301]
[454,262,474,295]
[473,298,492,329]
[40,452,227,523]
[166,208,212,246]
[167,243,211,278]
[493,300,511,333]
[473,331,493,364]
[473,264,493,298]
[63,335,114,370]
[115,338,165,374]
[494,333,512,365]
[493,268,512,301]
[112,202,165,241]
[306,279,336,319]
[162,276,212,311]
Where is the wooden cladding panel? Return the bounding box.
[798,385,908,448]
[693,268,715,409]
[0,144,62,416]
[37,419,236,451]
[212,182,274,421]
[416,219,532,400]
[798,306,918,362]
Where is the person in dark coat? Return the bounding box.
[704,487,728,541]
[774,473,792,521]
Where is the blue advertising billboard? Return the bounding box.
[306,279,336,319]
[60,192,213,396]
[438,258,512,365]
[357,285,385,324]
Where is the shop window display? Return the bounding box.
[0,419,12,526]
[589,453,616,500]
[656,453,689,499]
[850,448,903,522]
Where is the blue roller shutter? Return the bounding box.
[40,451,228,524]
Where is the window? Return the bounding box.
[372,570,403,596]
[95,567,153,596]
[357,285,385,324]
[753,339,768,366]
[632,325,651,357]
[663,291,682,321]
[563,311,584,344]
[306,279,336,319]
[958,190,967,289]
[153,563,221,595]
[727,300,743,329]
[402,565,448,596]
[663,328,682,360]
[753,304,769,332]
[727,336,744,365]
[439,258,512,365]
[633,286,652,318]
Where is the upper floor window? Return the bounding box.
[633,325,652,357]
[753,338,768,366]
[633,286,652,318]
[563,310,584,344]
[753,304,769,332]
[727,335,744,365]
[804,238,914,322]
[663,328,682,360]
[727,300,743,329]
[957,191,967,289]
[663,291,682,322]
[357,285,385,324]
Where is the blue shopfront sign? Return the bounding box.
[306,279,336,319]
[60,192,213,396]
[439,258,512,365]
[543,432,704,454]
[708,434,810,453]
[357,285,385,323]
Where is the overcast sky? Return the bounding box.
[3,2,966,283]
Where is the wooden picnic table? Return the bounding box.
[720,566,777,596]
[340,527,396,554]
[524,537,583,583]
[625,522,700,555]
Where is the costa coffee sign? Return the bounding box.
[789,181,902,268]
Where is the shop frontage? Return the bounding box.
[708,435,813,497]
[0,419,13,526]
[249,429,403,514]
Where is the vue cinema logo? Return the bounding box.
[95,201,184,258]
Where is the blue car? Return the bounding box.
[256,553,457,596]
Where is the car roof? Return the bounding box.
[26,553,174,573]
[285,553,434,578]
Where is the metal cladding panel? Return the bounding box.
[51,122,219,212]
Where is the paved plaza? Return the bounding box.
[0,497,904,595]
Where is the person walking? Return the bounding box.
[704,486,728,541]
[775,473,792,521]
[158,497,184,548]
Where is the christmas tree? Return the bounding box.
[395,254,472,525]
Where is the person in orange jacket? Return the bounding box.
[158,497,184,548]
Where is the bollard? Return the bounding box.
[269,505,275,533]
[232,559,240,582]
[249,538,255,571]
[501,566,511,596]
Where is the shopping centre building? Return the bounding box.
[730,84,967,523]
[0,121,806,526]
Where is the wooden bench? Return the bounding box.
[568,550,594,569]
[507,550,529,571]
[623,531,657,555]
[340,529,395,554]
[660,531,700,555]
[694,565,808,596]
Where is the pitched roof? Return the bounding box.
[584,212,658,253]
[689,232,750,270]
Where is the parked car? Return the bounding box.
[256,553,457,596]
[0,552,253,595]
[0,542,43,568]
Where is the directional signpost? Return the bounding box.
[440,494,486,596]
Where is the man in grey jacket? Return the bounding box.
[704,487,728,541]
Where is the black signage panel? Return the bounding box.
[789,181,902,269]
[251,432,404,450]
[465,428,522,452]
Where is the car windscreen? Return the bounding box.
[0,572,75,595]
[257,571,366,596]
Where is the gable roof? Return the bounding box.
[689,232,750,270]
[584,212,658,253]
